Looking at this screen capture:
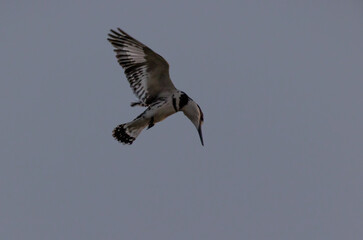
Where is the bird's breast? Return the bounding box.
[148,101,176,123]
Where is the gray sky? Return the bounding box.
[1,0,363,239]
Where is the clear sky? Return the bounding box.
[1,0,363,239]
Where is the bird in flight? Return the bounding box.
[107,28,204,145]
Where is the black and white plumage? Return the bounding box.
[108,28,204,145]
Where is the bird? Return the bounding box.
[107,28,204,145]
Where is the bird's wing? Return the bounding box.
[108,28,176,105]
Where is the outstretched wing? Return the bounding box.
[108,28,176,104]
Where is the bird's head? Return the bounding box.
[181,97,204,146]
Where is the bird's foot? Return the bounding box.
[130,101,147,107]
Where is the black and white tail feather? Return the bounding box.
[108,28,204,145]
[112,124,135,145]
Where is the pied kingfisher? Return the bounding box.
[107,28,204,145]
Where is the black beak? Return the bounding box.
[198,125,204,146]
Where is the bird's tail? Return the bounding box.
[112,121,147,145]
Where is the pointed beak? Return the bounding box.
[198,125,204,146]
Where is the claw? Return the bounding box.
[130,101,146,107]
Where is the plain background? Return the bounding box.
[1,0,363,239]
